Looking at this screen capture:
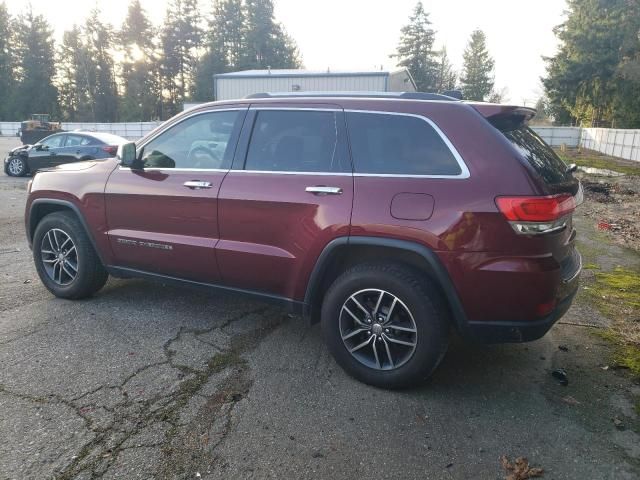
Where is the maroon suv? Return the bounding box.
[25,92,582,388]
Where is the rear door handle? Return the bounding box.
[305,186,343,195]
[184,181,213,189]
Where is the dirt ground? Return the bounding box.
[561,149,640,252]
[0,138,639,479]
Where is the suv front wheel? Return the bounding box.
[321,263,449,388]
[33,211,108,299]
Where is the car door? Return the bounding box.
[60,134,95,163]
[216,105,354,301]
[104,107,248,283]
[27,134,67,171]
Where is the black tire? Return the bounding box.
[321,263,450,388]
[6,156,28,177]
[33,211,108,299]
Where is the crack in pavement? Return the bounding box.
[37,306,287,479]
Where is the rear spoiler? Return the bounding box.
[468,103,537,131]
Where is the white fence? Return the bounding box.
[0,121,161,140]
[531,127,582,148]
[580,128,640,162]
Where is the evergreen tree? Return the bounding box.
[56,26,85,121]
[543,0,640,127]
[160,0,203,116]
[391,2,439,92]
[119,0,160,120]
[459,29,495,101]
[242,0,300,70]
[435,47,457,92]
[84,9,119,121]
[0,2,13,120]
[12,9,58,119]
[195,0,245,100]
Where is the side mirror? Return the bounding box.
[117,142,140,168]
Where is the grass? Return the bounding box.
[585,266,640,376]
[556,150,640,176]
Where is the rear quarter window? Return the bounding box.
[500,127,571,185]
[346,112,463,176]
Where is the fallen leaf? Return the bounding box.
[500,455,544,480]
[561,396,580,406]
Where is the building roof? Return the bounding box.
[215,69,395,79]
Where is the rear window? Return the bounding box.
[501,126,571,185]
[346,112,462,176]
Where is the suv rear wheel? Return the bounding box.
[33,211,108,299]
[321,263,449,388]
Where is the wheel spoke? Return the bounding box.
[350,296,371,317]
[61,263,75,279]
[373,290,384,315]
[383,298,398,324]
[46,231,56,251]
[341,328,368,341]
[386,324,417,333]
[382,333,415,348]
[65,259,78,272]
[371,339,381,369]
[51,230,60,250]
[42,258,57,263]
[59,236,72,250]
[349,335,374,353]
[342,305,367,328]
[381,336,395,369]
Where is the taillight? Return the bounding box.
[495,194,577,235]
[102,145,118,156]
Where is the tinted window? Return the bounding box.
[245,110,344,172]
[347,112,462,176]
[501,127,571,185]
[140,110,241,169]
[65,135,91,147]
[40,135,65,148]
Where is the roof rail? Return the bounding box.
[244,91,461,101]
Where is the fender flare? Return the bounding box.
[303,236,469,332]
[27,198,106,265]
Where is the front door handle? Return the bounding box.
[184,180,213,189]
[305,186,343,195]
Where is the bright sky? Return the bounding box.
[7,0,567,104]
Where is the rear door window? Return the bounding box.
[346,112,463,176]
[244,110,348,173]
[500,126,571,185]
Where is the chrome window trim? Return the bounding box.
[249,107,342,112]
[118,167,229,172]
[234,170,352,176]
[344,109,470,179]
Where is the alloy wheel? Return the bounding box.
[40,228,78,286]
[339,289,418,370]
[8,157,24,176]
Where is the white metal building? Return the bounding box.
[212,69,417,101]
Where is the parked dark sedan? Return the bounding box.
[4,131,128,177]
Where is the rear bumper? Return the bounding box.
[459,249,581,343]
[463,286,578,343]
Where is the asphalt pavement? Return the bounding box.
[0,136,638,479]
